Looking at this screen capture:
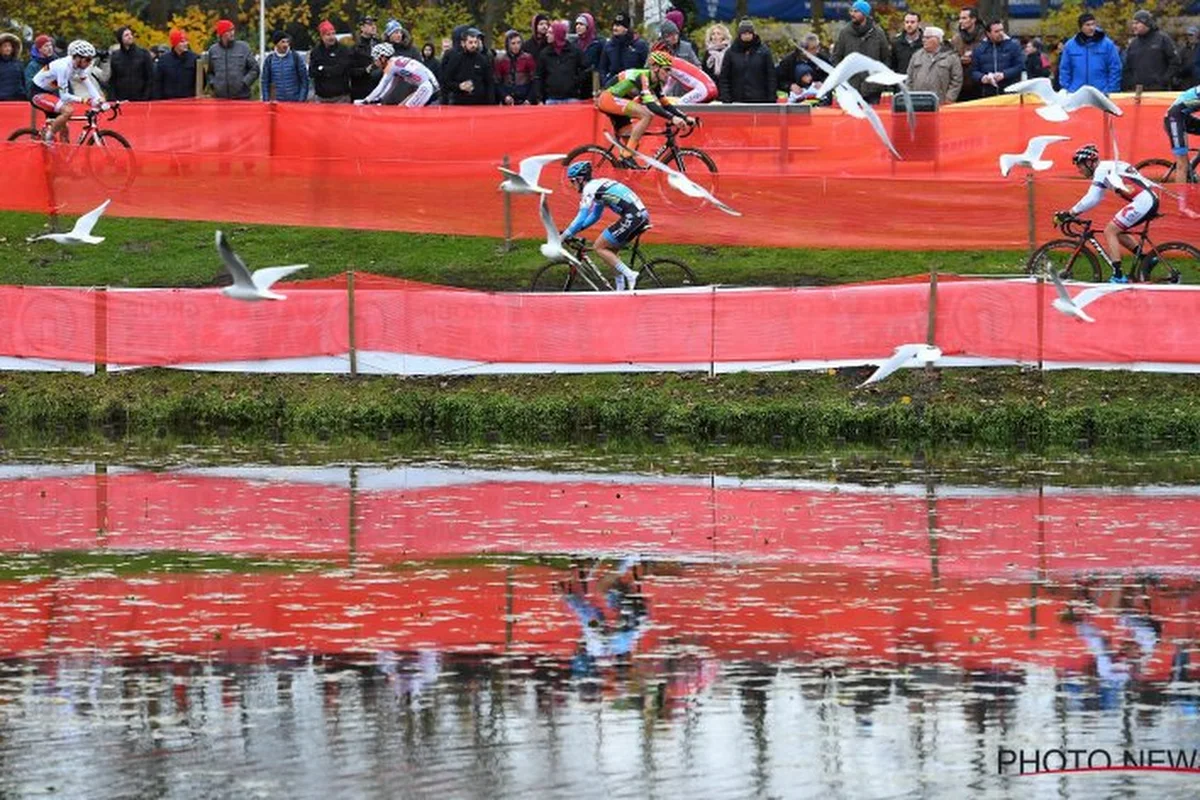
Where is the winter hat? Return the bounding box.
[384,19,402,38]
[1132,9,1153,25]
[1188,25,1200,36]
[613,13,631,29]
[1077,12,1096,27]
[852,0,871,16]
[168,28,187,48]
[923,26,944,42]
[272,30,290,44]
[737,19,755,34]
[215,19,234,36]
[665,9,685,30]
[114,26,132,44]
[659,20,679,38]
[793,63,813,81]
[317,20,335,36]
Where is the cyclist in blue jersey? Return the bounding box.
[561,161,648,290]
[1165,86,1200,183]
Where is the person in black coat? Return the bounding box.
[309,20,351,102]
[598,13,649,86]
[719,20,775,103]
[441,27,495,105]
[152,29,199,99]
[109,26,154,100]
[350,15,381,101]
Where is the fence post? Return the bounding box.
[95,462,109,541]
[94,286,107,375]
[925,266,938,351]
[1025,172,1037,258]
[347,270,358,377]
[501,154,513,252]
[709,284,717,377]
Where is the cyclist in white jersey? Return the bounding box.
[31,40,105,143]
[1054,143,1160,283]
[356,43,439,107]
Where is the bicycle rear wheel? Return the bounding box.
[85,130,135,193]
[530,261,605,292]
[637,257,701,289]
[1133,158,1176,184]
[6,128,41,142]
[1026,239,1102,282]
[560,145,618,192]
[655,147,719,211]
[1145,242,1200,284]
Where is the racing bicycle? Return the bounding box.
[1135,147,1199,184]
[529,229,700,291]
[7,100,136,193]
[561,121,718,211]
[1025,214,1199,283]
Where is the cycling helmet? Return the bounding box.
[67,40,96,59]
[567,161,592,183]
[647,50,673,68]
[371,42,394,61]
[1072,144,1099,166]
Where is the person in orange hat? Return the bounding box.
[309,20,352,102]
[206,18,258,99]
[152,28,199,99]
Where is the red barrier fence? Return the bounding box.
[1,98,1195,249]
[3,275,1200,374]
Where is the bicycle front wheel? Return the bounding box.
[1134,158,1177,184]
[530,261,604,292]
[1146,242,1200,284]
[6,128,41,143]
[1026,239,1102,282]
[85,130,135,192]
[638,257,701,289]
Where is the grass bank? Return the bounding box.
[2,369,1199,452]
[0,211,1024,289]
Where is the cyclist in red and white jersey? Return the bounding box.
[31,40,105,143]
[652,45,716,105]
[356,43,440,107]
[1054,143,1160,283]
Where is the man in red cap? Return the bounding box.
[23,34,56,99]
[206,18,258,99]
[309,20,351,102]
[152,28,199,99]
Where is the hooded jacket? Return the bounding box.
[152,45,199,99]
[833,17,891,101]
[496,30,537,103]
[522,14,550,63]
[969,34,1022,96]
[536,22,584,102]
[441,35,494,105]
[207,36,259,99]
[718,31,774,103]
[1122,21,1180,91]
[1058,28,1121,93]
[599,30,648,87]
[575,13,604,72]
[0,33,23,101]
[109,26,154,100]
[350,30,381,100]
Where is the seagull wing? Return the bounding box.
[497,167,524,182]
[1024,135,1070,160]
[215,230,255,289]
[864,67,907,86]
[250,264,308,292]
[858,343,922,388]
[998,154,1021,177]
[859,96,902,160]
[538,194,561,249]
[833,84,868,118]
[70,198,111,238]
[816,51,885,98]
[517,153,568,186]
[1063,85,1123,116]
[1006,77,1060,105]
[1072,284,1130,310]
[1047,267,1074,304]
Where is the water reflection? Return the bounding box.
[0,463,1197,798]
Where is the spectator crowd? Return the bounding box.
[0,2,1198,108]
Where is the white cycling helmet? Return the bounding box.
[370,42,394,61]
[67,40,96,58]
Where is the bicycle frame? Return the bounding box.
[561,235,648,291]
[1060,217,1158,278]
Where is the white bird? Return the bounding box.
[858,343,942,388]
[807,50,917,134]
[1045,266,1130,323]
[30,199,110,245]
[604,132,741,215]
[215,230,307,301]
[999,135,1071,176]
[537,195,567,261]
[801,50,904,158]
[1004,78,1123,122]
[498,153,566,195]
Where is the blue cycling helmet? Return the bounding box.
[567,161,592,183]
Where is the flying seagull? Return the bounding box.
[30,199,110,245]
[999,135,1071,176]
[800,50,904,158]
[215,230,308,301]
[537,195,567,261]
[807,50,917,134]
[858,343,942,388]
[1045,266,1130,323]
[1004,78,1123,122]
[498,153,566,195]
[603,132,741,215]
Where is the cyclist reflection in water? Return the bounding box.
[1061,582,1162,709]
[558,556,649,676]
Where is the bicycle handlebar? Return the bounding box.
[1058,216,1092,238]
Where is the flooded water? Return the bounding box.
[1,462,1198,798]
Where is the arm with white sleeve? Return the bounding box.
[1068,182,1106,216]
[360,62,396,104]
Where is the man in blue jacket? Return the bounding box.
[970,19,1022,97]
[1059,13,1121,93]
[599,13,648,87]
